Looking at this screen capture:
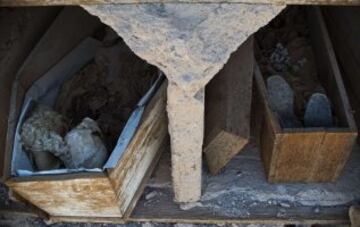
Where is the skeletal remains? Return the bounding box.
[20,105,109,171]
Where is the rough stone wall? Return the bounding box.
[83,3,284,202]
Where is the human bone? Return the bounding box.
[20,105,69,170]
[65,117,108,169]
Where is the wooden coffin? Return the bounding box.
[3,7,168,220]
[253,7,357,183]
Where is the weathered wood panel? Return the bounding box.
[350,206,360,227]
[0,7,60,179]
[204,37,253,174]
[1,0,360,6]
[253,64,282,176]
[108,81,168,217]
[315,131,357,180]
[307,6,356,129]
[272,131,325,182]
[6,173,122,217]
[322,6,360,142]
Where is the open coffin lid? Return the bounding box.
[10,37,164,177]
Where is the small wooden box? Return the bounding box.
[253,7,357,183]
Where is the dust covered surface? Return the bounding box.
[55,29,158,151]
[133,143,360,220]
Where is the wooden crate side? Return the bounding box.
[271,131,325,182]
[205,131,249,175]
[108,82,168,216]
[260,111,278,179]
[0,7,60,180]
[253,63,282,178]
[204,37,254,174]
[313,131,357,181]
[307,6,356,130]
[6,174,122,217]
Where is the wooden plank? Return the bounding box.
[0,7,60,180]
[253,63,282,175]
[127,143,360,225]
[123,137,169,220]
[1,0,360,7]
[350,206,360,227]
[47,216,125,224]
[6,173,122,217]
[3,6,103,180]
[307,6,356,130]
[204,37,253,174]
[272,131,325,182]
[108,81,168,217]
[315,131,357,181]
[322,6,360,142]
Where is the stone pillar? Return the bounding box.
[167,83,204,202]
[83,3,284,202]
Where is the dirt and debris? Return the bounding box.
[20,27,159,171]
[135,143,360,219]
[255,7,334,127]
[55,28,158,151]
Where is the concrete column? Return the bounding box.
[83,3,285,202]
[167,83,204,202]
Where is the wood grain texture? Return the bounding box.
[123,137,169,220]
[1,0,360,6]
[322,6,360,142]
[272,131,325,182]
[0,7,60,179]
[253,63,281,175]
[204,37,253,174]
[108,81,168,217]
[307,7,356,130]
[6,173,122,217]
[255,7,357,183]
[349,206,360,227]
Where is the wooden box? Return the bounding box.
[1,8,168,221]
[254,7,357,183]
